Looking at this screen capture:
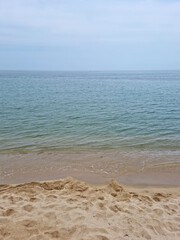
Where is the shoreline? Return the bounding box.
[0,150,180,186]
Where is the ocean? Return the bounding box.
[0,70,180,184]
[1,70,180,152]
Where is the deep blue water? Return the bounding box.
[0,70,180,152]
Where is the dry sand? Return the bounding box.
[0,177,180,240]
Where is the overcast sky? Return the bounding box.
[0,0,180,70]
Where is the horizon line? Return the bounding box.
[0,69,180,72]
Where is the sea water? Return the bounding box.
[0,70,180,153]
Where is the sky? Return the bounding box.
[0,0,180,71]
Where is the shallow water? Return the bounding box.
[0,70,180,153]
[0,70,180,185]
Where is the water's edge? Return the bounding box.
[1,150,180,186]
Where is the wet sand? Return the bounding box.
[0,150,180,185]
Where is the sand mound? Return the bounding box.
[0,178,180,240]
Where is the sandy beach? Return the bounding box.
[0,177,180,240]
[1,0,180,238]
[0,71,180,239]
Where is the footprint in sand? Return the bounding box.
[97,202,106,210]
[29,197,39,202]
[2,208,15,216]
[2,195,9,200]
[152,208,164,216]
[44,212,57,221]
[23,204,34,212]
[21,219,37,228]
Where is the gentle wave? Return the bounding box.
[0,70,180,153]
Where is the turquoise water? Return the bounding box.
[0,70,180,152]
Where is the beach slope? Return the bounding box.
[0,177,180,240]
